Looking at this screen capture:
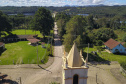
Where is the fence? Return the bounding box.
[120,66,126,76]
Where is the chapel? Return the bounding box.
[62,43,89,84]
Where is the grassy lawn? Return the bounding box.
[12,29,43,37]
[84,47,126,63]
[0,41,50,65]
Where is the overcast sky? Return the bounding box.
[0,0,126,6]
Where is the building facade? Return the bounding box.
[62,43,88,84]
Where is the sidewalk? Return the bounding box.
[0,56,54,69]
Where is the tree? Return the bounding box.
[122,33,126,42]
[63,15,87,52]
[0,11,12,37]
[57,19,65,39]
[31,7,54,37]
[96,40,103,46]
[95,28,117,42]
[56,12,71,39]
[96,17,109,28]
[55,12,70,22]
[110,16,121,30]
[86,15,95,28]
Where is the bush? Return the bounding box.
[95,46,103,52]
[120,61,126,70]
[96,40,103,46]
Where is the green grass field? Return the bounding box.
[0,41,50,65]
[12,29,43,37]
[84,47,126,63]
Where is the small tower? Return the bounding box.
[62,43,89,84]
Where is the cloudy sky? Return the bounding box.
[0,0,126,6]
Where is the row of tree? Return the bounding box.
[1,6,126,20]
[56,13,121,52]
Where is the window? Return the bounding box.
[73,74,78,84]
[120,49,122,51]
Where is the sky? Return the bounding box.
[0,0,126,6]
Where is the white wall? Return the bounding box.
[64,68,88,84]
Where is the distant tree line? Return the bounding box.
[1,6,126,20]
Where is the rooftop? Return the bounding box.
[104,38,120,49]
[27,38,40,43]
[67,43,84,67]
[0,42,4,47]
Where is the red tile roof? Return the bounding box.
[0,42,4,46]
[27,39,40,43]
[121,42,126,45]
[104,38,120,49]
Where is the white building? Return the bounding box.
[62,43,89,84]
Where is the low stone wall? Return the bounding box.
[120,66,126,76]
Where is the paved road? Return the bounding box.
[0,22,63,84]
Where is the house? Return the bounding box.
[104,38,126,54]
[0,42,5,51]
[27,38,40,45]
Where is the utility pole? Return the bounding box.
[50,34,53,55]
[37,44,39,65]
[19,77,22,84]
[96,73,97,84]
[25,16,26,35]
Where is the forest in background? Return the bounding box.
[0,6,126,20]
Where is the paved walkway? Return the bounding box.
[0,56,54,69]
[87,62,126,84]
[105,49,112,53]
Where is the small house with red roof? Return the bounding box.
[104,38,126,54]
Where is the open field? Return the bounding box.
[1,29,42,38]
[12,29,43,37]
[12,29,40,35]
[0,41,50,65]
[84,47,126,63]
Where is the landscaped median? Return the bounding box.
[0,41,51,65]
